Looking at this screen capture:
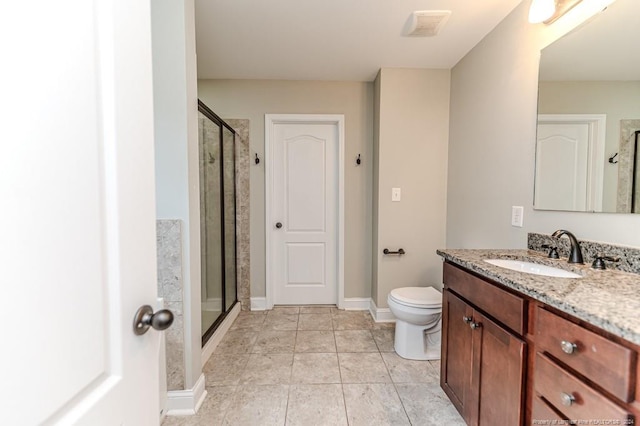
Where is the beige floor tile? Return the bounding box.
[240,353,293,385]
[371,329,395,352]
[396,383,466,425]
[332,311,373,330]
[222,385,289,426]
[291,353,341,384]
[294,330,336,353]
[299,306,333,314]
[252,330,297,353]
[381,352,439,383]
[298,313,333,330]
[264,314,299,331]
[269,306,300,315]
[213,330,258,354]
[203,354,250,386]
[162,386,237,426]
[342,383,410,426]
[286,384,348,426]
[338,352,391,383]
[372,321,396,330]
[230,314,266,331]
[334,330,378,352]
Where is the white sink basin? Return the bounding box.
[484,259,581,279]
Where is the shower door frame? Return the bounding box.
[198,100,239,345]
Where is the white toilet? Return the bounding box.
[387,286,442,361]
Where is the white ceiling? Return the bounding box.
[194,0,523,82]
[539,0,640,81]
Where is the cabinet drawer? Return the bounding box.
[536,307,635,402]
[534,353,631,422]
[532,395,566,423]
[443,262,525,335]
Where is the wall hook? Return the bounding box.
[255,153,260,165]
[608,153,618,164]
[356,154,361,165]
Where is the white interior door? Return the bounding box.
[1,1,160,424]
[266,115,344,306]
[535,114,606,212]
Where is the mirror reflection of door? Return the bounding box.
[534,115,606,212]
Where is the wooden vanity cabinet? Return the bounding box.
[441,262,526,425]
[441,259,640,426]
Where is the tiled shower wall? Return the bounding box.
[226,119,250,311]
[156,219,185,391]
[617,119,640,213]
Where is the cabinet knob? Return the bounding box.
[560,340,577,354]
[560,392,575,407]
[463,316,473,324]
[470,322,482,330]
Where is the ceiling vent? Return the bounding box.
[407,10,452,37]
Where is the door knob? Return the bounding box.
[133,305,174,335]
[275,222,283,229]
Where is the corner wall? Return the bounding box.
[151,0,202,392]
[447,1,640,253]
[372,68,450,308]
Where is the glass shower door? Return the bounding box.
[199,111,223,336]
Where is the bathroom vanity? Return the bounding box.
[437,248,640,425]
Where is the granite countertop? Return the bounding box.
[437,249,640,346]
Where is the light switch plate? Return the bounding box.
[392,188,401,202]
[511,206,524,227]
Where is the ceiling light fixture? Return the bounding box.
[529,0,585,24]
[529,0,556,23]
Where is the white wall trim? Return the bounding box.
[342,297,371,311]
[368,298,396,323]
[165,373,207,416]
[250,297,267,311]
[201,303,241,367]
[265,114,345,309]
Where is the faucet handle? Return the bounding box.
[591,255,620,270]
[542,244,559,259]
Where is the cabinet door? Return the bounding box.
[441,290,474,420]
[471,311,526,425]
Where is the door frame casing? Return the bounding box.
[265,114,345,309]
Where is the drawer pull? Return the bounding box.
[463,316,473,324]
[560,392,575,407]
[561,340,578,354]
[470,322,482,330]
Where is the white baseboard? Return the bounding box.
[369,299,396,323]
[201,302,241,367]
[165,373,207,416]
[342,297,371,311]
[250,297,267,311]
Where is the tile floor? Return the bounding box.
[163,306,465,426]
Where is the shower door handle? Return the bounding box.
[275,222,283,229]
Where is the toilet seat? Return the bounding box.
[389,287,441,309]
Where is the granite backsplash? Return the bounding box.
[528,232,640,275]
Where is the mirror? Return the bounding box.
[534,0,640,213]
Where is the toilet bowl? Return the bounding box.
[387,286,442,361]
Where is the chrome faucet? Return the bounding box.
[551,229,584,264]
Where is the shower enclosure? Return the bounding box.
[198,100,237,345]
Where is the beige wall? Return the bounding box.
[538,81,640,212]
[373,68,450,307]
[447,2,640,252]
[198,80,374,299]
